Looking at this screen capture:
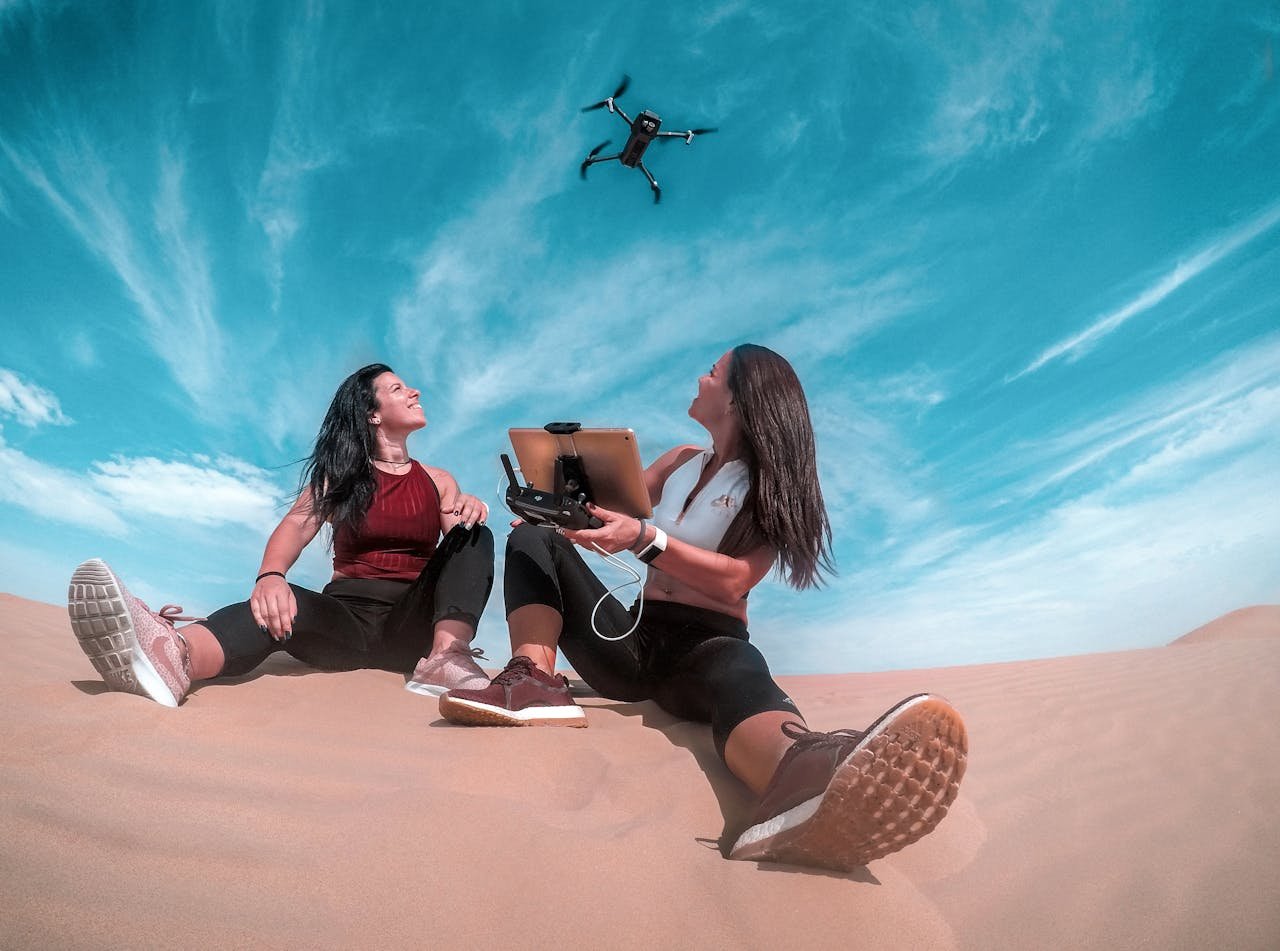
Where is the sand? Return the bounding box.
[2,592,1278,950]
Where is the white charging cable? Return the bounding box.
[586,542,644,641]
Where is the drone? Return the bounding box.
[579,75,717,204]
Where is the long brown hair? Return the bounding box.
[720,344,834,589]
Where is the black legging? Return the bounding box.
[204,525,494,677]
[503,523,798,756]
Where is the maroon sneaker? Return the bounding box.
[730,694,968,871]
[67,559,199,708]
[438,655,587,727]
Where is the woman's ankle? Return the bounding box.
[180,623,225,681]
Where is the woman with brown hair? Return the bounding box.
[440,344,968,872]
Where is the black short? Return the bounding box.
[204,525,494,676]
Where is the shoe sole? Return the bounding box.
[405,674,491,698]
[729,694,967,870]
[437,693,588,727]
[405,681,450,698]
[67,559,180,708]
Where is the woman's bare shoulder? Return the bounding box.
[646,444,703,481]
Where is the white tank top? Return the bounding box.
[651,449,751,551]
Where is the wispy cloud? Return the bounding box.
[1011,202,1280,380]
[883,1,1176,171]
[777,435,1280,673]
[1022,332,1280,493]
[250,5,336,311]
[0,367,71,426]
[89,455,284,529]
[0,438,127,534]
[0,134,233,414]
[0,437,285,538]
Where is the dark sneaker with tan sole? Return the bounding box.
[439,655,587,727]
[730,694,967,871]
[67,558,198,708]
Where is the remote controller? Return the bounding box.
[501,453,603,530]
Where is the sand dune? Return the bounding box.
[2,592,1278,949]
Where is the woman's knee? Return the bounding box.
[441,522,495,561]
[505,521,565,559]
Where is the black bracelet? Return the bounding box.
[255,570,287,583]
[629,518,648,552]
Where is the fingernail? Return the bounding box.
[259,625,269,634]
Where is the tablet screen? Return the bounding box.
[507,427,652,518]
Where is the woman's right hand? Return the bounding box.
[251,575,297,641]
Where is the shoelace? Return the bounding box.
[781,720,866,750]
[491,656,539,686]
[444,645,487,661]
[155,604,206,625]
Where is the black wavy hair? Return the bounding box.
[719,344,834,589]
[299,363,392,530]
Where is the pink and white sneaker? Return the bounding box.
[67,558,198,708]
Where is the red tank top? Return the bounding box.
[332,462,442,580]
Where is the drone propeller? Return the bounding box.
[580,74,631,112]
[579,140,611,179]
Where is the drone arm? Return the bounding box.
[612,106,634,127]
[658,130,699,144]
[638,161,661,204]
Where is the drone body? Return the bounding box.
[579,76,717,203]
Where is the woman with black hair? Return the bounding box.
[67,364,496,706]
[440,345,968,872]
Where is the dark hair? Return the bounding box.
[720,344,834,590]
[299,363,392,529]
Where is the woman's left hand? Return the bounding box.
[562,504,646,555]
[440,489,489,529]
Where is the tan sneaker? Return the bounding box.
[67,559,198,708]
[405,645,490,697]
[730,694,967,871]
[438,655,587,727]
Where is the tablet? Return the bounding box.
[508,427,652,518]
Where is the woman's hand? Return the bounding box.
[432,469,489,532]
[250,574,297,641]
[440,490,488,530]
[562,504,646,555]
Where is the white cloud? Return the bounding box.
[0,437,286,537]
[89,455,284,530]
[0,439,127,534]
[0,367,71,426]
[1012,201,1280,380]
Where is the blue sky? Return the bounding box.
[2,0,1277,673]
